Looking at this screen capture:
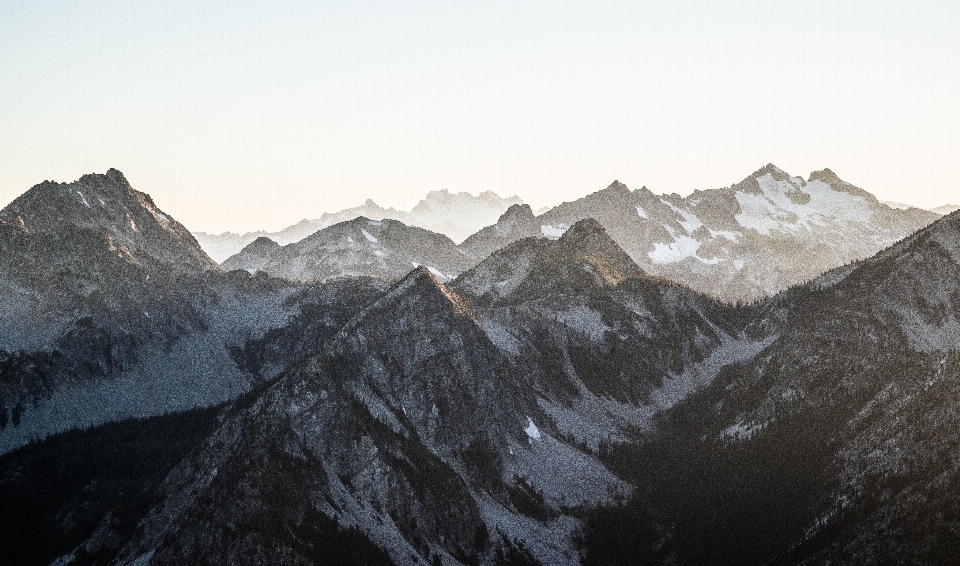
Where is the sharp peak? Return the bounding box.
[497,203,534,221]
[559,217,607,239]
[380,266,476,320]
[604,179,630,192]
[750,163,791,179]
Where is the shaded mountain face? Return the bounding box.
[532,165,939,301]
[0,223,761,565]
[224,217,476,283]
[107,268,626,565]
[580,210,960,565]
[194,190,524,262]
[0,172,386,454]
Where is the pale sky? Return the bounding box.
[1,1,958,234]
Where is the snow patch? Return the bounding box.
[156,212,169,223]
[360,228,378,243]
[76,191,91,208]
[734,259,745,270]
[661,199,702,233]
[367,220,382,226]
[635,204,648,219]
[373,250,385,257]
[708,228,741,241]
[524,417,541,441]
[347,236,354,243]
[648,228,702,264]
[97,198,106,206]
[427,266,452,281]
[541,224,569,239]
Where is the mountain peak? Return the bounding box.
[808,168,873,199]
[1,170,219,272]
[498,203,535,223]
[343,265,477,335]
[604,180,630,193]
[555,217,645,281]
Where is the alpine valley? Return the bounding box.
[1,165,958,565]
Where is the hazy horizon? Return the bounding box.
[3,1,959,233]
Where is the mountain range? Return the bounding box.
[217,165,940,303]
[193,189,528,263]
[0,166,959,564]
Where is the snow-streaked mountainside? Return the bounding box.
[213,164,939,302]
[0,170,387,454]
[223,216,474,283]
[533,165,939,301]
[194,189,524,262]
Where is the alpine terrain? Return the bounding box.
[0,168,956,566]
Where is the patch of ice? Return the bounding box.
[635,204,648,219]
[156,212,169,223]
[347,236,354,243]
[373,250,385,257]
[98,198,106,206]
[524,417,541,441]
[648,228,702,264]
[541,224,569,239]
[708,229,741,241]
[411,261,420,268]
[360,228,378,243]
[734,259,745,270]
[76,191,91,208]
[661,199,702,233]
[497,279,511,287]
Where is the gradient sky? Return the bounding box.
[2,1,958,234]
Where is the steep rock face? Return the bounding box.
[454,219,761,446]
[0,168,219,274]
[0,172,383,455]
[223,217,476,283]
[533,165,939,301]
[113,268,625,565]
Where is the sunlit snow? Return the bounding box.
[735,173,871,235]
[360,228,378,243]
[76,191,91,208]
